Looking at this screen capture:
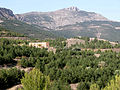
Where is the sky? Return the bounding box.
[0,0,120,21]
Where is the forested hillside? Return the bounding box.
[0,26,25,37]
[53,21,120,41]
[0,7,57,39]
[0,20,57,39]
[0,38,120,90]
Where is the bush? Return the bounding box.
[103,75,120,90]
[21,69,50,90]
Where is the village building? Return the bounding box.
[66,38,85,48]
[109,41,118,46]
[29,42,49,48]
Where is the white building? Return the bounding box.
[29,42,49,48]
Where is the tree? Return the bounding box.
[21,69,50,90]
[103,75,120,90]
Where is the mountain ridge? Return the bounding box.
[15,6,109,29]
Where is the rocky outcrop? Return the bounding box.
[16,7,108,29]
[0,8,16,19]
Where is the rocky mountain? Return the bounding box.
[0,8,16,20]
[16,7,108,29]
[15,6,120,41]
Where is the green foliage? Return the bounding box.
[35,59,45,72]
[0,68,24,89]
[90,84,100,90]
[0,38,48,65]
[90,75,120,90]
[44,38,66,48]
[1,38,120,89]
[52,21,120,41]
[21,69,50,90]
[72,38,114,49]
[1,20,57,39]
[0,26,25,37]
[103,75,120,90]
[20,57,37,68]
[49,80,71,90]
[77,82,90,90]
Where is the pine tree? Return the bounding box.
[21,69,50,90]
[103,75,120,90]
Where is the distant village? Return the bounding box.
[27,37,120,54]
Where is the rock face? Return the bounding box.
[16,6,108,29]
[0,8,16,19]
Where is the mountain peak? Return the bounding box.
[0,7,16,19]
[64,6,80,11]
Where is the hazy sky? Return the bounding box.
[0,0,120,21]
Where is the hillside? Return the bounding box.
[0,7,57,39]
[53,21,120,41]
[0,19,57,39]
[1,37,120,89]
[0,26,25,37]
